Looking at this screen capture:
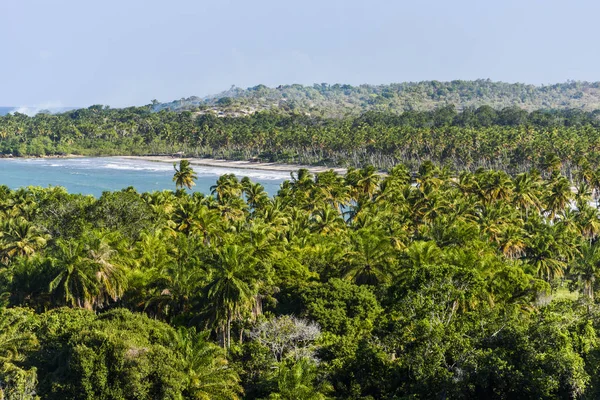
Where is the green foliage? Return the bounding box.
[173,159,198,190]
[22,308,242,400]
[0,308,38,400]
[159,80,600,115]
[299,279,381,338]
[6,92,600,172]
[3,161,600,398]
[266,358,330,400]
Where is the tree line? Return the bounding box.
[2,105,600,173]
[3,162,600,398]
[158,80,600,116]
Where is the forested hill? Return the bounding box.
[154,80,600,117]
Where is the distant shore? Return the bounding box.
[119,156,348,175]
[0,154,84,159]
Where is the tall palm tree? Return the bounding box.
[541,153,562,175]
[513,171,542,218]
[576,205,600,243]
[204,244,258,349]
[173,160,198,190]
[146,235,205,322]
[571,242,600,300]
[544,174,573,220]
[574,181,593,211]
[497,224,527,259]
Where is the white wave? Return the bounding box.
[191,166,289,180]
[102,162,173,172]
[10,101,67,116]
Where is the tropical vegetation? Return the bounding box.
[2,161,600,398]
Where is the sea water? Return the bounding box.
[0,157,288,197]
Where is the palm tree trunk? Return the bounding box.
[227,315,231,349]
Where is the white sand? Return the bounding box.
[120,156,347,175]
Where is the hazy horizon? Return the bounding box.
[3,0,600,108]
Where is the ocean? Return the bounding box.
[0,157,288,197]
[0,107,14,116]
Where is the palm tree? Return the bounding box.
[576,205,600,243]
[211,174,243,203]
[204,244,258,349]
[497,224,527,259]
[571,243,600,300]
[48,233,127,310]
[171,200,221,242]
[513,171,542,218]
[177,328,242,400]
[268,358,328,400]
[48,241,97,309]
[314,170,350,213]
[173,160,198,190]
[0,309,37,365]
[541,153,562,175]
[479,170,514,205]
[544,174,573,220]
[242,179,269,211]
[310,208,346,235]
[524,231,569,282]
[0,308,38,400]
[0,218,49,264]
[356,165,381,200]
[404,241,442,269]
[574,181,593,211]
[146,238,205,322]
[343,229,395,285]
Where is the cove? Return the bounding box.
[0,157,288,197]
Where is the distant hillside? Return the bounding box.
[154,80,600,117]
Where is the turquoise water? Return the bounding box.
[0,157,288,197]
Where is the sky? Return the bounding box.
[1,0,600,108]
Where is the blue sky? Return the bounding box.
[2,0,599,107]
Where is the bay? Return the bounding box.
[0,157,288,197]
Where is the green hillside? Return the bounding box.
[155,80,600,117]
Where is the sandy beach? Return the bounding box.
[120,156,348,175]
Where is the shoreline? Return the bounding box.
[119,156,348,175]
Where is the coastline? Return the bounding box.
[0,154,84,159]
[119,156,348,175]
